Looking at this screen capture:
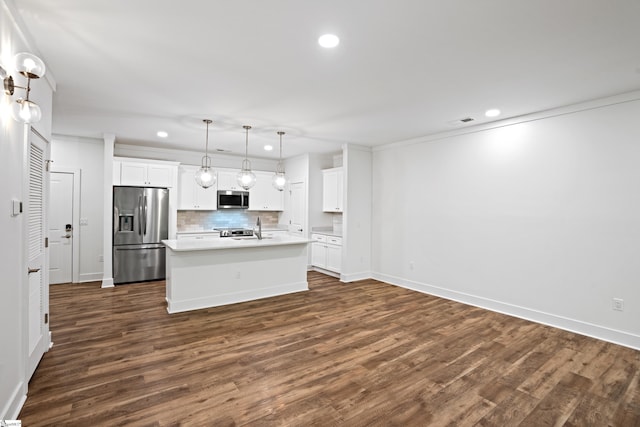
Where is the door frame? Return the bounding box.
[50,167,81,283]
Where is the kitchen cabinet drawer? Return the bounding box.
[327,236,342,245]
[311,233,327,243]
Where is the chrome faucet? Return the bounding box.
[255,216,262,240]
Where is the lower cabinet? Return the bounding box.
[311,233,342,273]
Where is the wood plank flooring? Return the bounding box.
[19,271,640,426]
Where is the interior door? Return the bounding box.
[49,172,74,284]
[289,181,306,236]
[26,129,50,380]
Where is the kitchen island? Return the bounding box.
[162,235,312,313]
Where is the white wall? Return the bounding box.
[372,93,640,349]
[0,0,54,418]
[51,135,105,282]
[342,145,372,282]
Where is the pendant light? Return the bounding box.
[237,125,256,190]
[194,119,216,188]
[272,131,287,191]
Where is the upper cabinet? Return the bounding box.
[116,160,176,187]
[178,166,217,210]
[217,170,243,191]
[248,171,284,211]
[322,167,343,212]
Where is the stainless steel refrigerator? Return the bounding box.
[113,186,169,284]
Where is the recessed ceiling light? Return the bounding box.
[264,145,273,151]
[318,34,340,48]
[157,131,168,138]
[485,109,501,118]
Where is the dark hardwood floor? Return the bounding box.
[19,271,640,426]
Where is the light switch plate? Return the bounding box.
[11,199,22,216]
[80,218,89,226]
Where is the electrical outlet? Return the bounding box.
[98,255,104,262]
[612,298,624,311]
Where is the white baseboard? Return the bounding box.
[373,272,640,351]
[1,380,26,420]
[340,271,371,283]
[167,281,309,314]
[101,277,114,288]
[311,267,340,279]
[79,272,103,283]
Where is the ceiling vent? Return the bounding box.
[459,117,474,123]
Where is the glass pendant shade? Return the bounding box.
[237,159,256,190]
[195,119,216,188]
[14,52,46,79]
[11,98,41,123]
[237,125,256,190]
[195,164,216,188]
[272,131,287,191]
[272,171,286,191]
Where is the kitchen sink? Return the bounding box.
[231,236,273,240]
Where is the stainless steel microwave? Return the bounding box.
[217,190,249,209]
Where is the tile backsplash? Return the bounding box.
[177,210,280,232]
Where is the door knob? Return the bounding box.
[28,267,40,274]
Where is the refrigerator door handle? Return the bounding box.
[138,195,143,236]
[143,195,148,236]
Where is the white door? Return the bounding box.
[26,129,50,380]
[49,172,74,284]
[289,181,305,236]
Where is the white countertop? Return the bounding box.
[163,235,312,252]
[311,228,343,237]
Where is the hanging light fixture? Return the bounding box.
[1,52,46,124]
[272,131,287,191]
[237,125,256,190]
[194,119,216,188]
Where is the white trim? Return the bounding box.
[79,272,103,283]
[101,277,114,288]
[340,271,371,283]
[166,282,308,314]
[374,90,640,153]
[312,266,340,279]
[50,167,81,283]
[1,380,26,420]
[372,272,640,351]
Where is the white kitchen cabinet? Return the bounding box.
[178,166,217,210]
[217,170,243,191]
[249,171,284,211]
[119,161,175,187]
[322,167,343,212]
[311,233,342,273]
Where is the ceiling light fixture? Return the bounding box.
[237,125,256,190]
[272,131,287,192]
[264,145,273,151]
[1,52,46,123]
[157,131,168,138]
[194,119,216,189]
[318,34,340,48]
[485,108,501,118]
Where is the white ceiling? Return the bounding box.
[14,0,640,160]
